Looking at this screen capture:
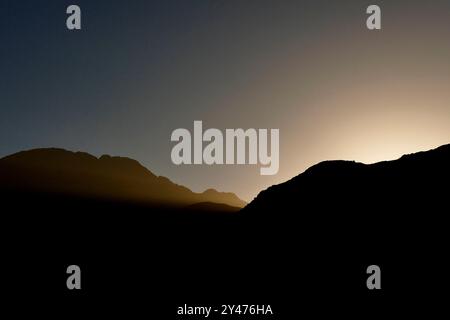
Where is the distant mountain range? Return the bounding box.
[0,148,246,209]
[1,144,449,216]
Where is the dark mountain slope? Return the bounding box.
[238,144,450,305]
[0,148,246,208]
[244,144,450,217]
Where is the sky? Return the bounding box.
[1,0,450,202]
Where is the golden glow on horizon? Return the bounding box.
[265,75,450,202]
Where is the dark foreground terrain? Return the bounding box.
[2,145,450,317]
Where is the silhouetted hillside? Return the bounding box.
[238,144,450,302]
[0,148,246,208]
[244,144,450,227]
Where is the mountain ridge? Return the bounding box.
[0,148,247,208]
[244,143,450,214]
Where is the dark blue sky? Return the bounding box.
[1,1,450,200]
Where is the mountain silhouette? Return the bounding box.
[2,144,449,312]
[243,143,450,231]
[0,148,246,208]
[238,143,450,301]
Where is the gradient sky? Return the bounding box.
[1,0,450,201]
